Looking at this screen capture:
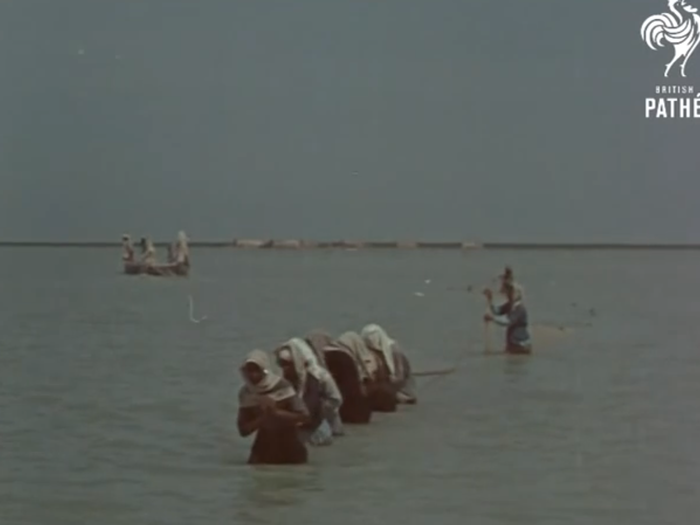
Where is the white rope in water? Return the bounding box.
[416,341,480,389]
[188,295,207,323]
[413,368,456,377]
[412,287,496,387]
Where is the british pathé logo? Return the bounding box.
[642,0,700,77]
[641,0,700,117]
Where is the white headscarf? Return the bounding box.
[238,349,295,408]
[360,324,396,379]
[337,331,378,380]
[287,337,343,406]
[305,330,333,368]
[289,338,326,378]
[274,339,309,394]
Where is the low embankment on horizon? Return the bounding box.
[0,239,699,250]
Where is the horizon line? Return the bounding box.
[0,240,699,250]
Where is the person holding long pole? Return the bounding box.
[483,281,532,355]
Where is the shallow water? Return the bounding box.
[0,248,698,525]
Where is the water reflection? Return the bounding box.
[502,355,530,382]
[234,465,322,523]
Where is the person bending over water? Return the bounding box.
[361,324,417,405]
[305,329,333,369]
[322,332,375,423]
[275,339,338,446]
[121,234,134,262]
[337,331,398,412]
[336,331,378,381]
[483,282,532,355]
[237,350,309,465]
[295,338,344,436]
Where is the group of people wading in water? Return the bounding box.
[121,231,190,268]
[237,324,417,465]
[237,267,531,465]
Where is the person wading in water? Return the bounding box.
[483,281,532,355]
[237,350,310,464]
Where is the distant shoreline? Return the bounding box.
[0,240,699,250]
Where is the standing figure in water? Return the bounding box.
[499,266,524,301]
[237,349,309,465]
[483,282,532,355]
[361,324,418,405]
[275,339,338,446]
[121,234,135,262]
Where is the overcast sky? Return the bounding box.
[0,0,695,242]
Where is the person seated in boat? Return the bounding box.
[336,331,397,414]
[274,339,339,446]
[361,324,418,405]
[166,243,176,263]
[483,282,532,355]
[121,234,135,262]
[175,230,190,267]
[140,237,157,266]
[237,349,310,464]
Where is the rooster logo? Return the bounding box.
[641,0,700,77]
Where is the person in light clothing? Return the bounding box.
[140,237,157,266]
[175,231,190,266]
[121,234,134,262]
[361,324,417,405]
[275,339,339,446]
[295,338,344,436]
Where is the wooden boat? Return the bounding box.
[123,261,189,277]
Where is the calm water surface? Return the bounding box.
[0,248,698,525]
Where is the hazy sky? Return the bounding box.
[0,0,696,242]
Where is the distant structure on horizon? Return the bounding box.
[0,239,698,250]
